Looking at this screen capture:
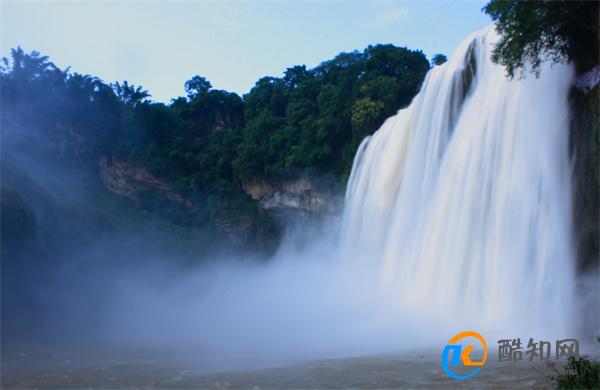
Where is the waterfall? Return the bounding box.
[340,26,576,337]
[68,26,579,362]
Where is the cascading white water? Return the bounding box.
[340,26,576,338]
[94,26,580,366]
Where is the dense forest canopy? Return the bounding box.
[0,44,430,234]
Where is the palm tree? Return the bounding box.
[112,80,150,106]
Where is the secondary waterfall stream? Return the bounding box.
[340,26,576,339]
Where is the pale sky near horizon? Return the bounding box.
[1,1,490,102]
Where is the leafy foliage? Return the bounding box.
[234,45,429,181]
[483,0,599,77]
[551,356,600,389]
[185,75,212,98]
[431,53,448,66]
[112,81,150,106]
[1,44,429,231]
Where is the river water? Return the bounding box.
[3,343,564,389]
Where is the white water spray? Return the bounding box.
[340,26,576,338]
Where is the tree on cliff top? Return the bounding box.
[431,54,448,66]
[483,0,599,78]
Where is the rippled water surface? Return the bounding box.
[3,343,567,389]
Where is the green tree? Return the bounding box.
[234,44,429,182]
[483,0,599,77]
[185,75,212,98]
[351,97,385,145]
[431,53,448,66]
[112,80,150,106]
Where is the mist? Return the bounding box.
[4,112,596,377]
[1,151,439,368]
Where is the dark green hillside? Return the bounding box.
[0,44,429,254]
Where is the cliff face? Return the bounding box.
[97,157,340,254]
[98,156,285,254]
[241,176,336,213]
[97,156,210,229]
[570,85,599,272]
[99,156,193,208]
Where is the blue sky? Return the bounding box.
[1,1,490,102]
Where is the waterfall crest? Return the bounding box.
[340,26,576,337]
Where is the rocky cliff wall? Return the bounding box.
[241,176,336,213]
